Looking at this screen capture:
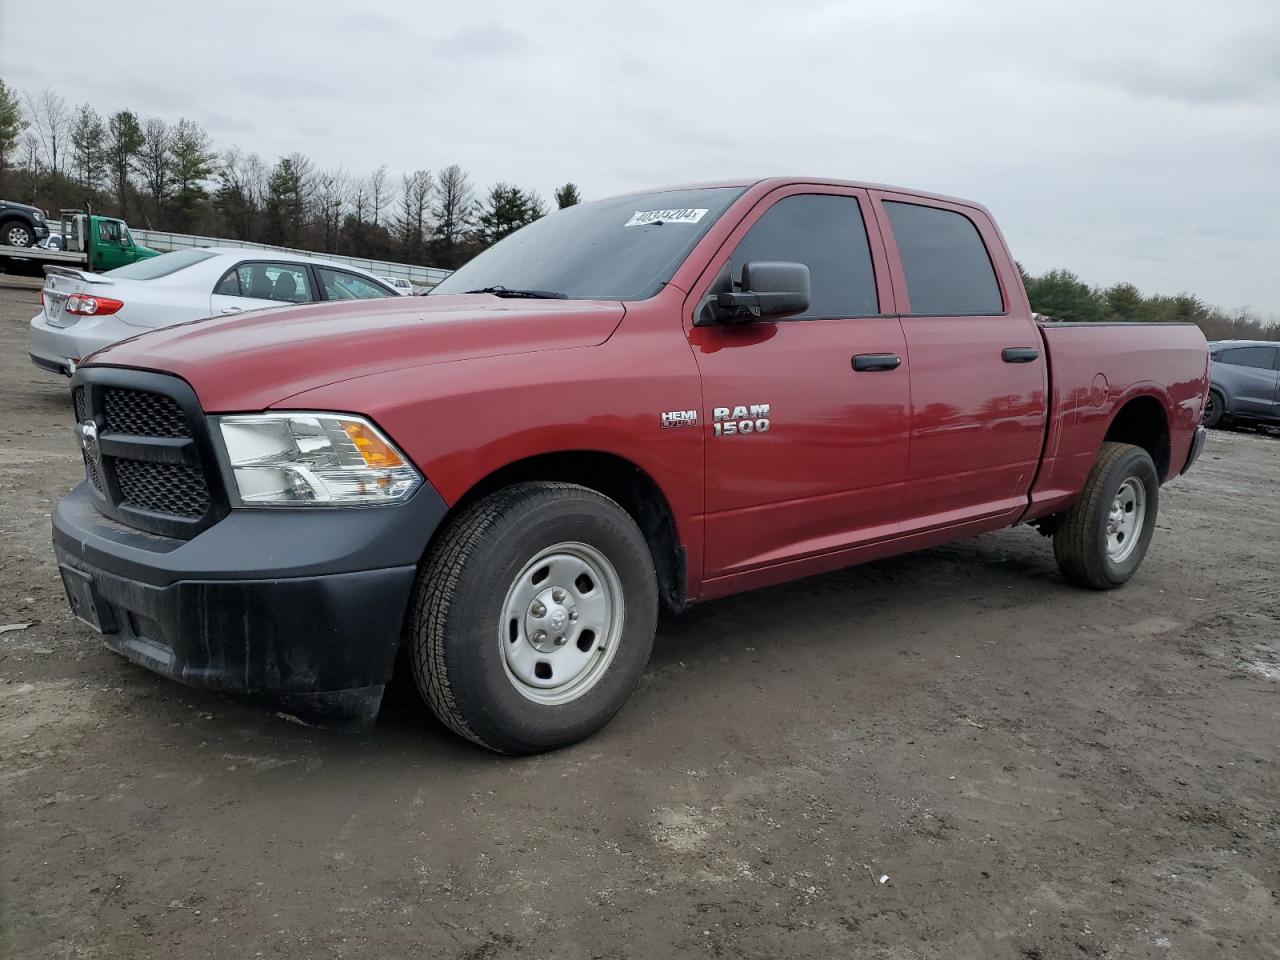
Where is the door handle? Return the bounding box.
[852,353,901,372]
[220,306,244,314]
[1002,347,1039,363]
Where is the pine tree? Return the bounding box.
[554,182,582,208]
[103,110,144,217]
[474,183,543,246]
[167,119,216,231]
[0,78,26,175]
[69,104,107,196]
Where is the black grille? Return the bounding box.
[82,452,102,492]
[70,375,224,537]
[115,460,211,518]
[103,388,191,438]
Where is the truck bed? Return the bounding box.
[1027,320,1209,519]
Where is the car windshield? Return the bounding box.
[105,249,217,280]
[431,187,744,301]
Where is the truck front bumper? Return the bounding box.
[53,482,448,725]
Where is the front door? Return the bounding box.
[874,193,1048,531]
[1220,345,1280,419]
[687,188,910,581]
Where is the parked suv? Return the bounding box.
[1205,340,1280,428]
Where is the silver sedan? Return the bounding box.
[30,248,397,375]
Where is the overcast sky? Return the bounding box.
[3,0,1277,316]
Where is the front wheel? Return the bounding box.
[1053,442,1160,590]
[2,220,35,248]
[408,482,658,753]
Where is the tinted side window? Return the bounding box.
[884,201,1003,316]
[222,262,313,303]
[317,268,394,300]
[1220,346,1277,369]
[729,194,878,318]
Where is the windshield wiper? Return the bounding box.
[464,285,568,299]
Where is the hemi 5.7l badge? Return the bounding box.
[661,410,698,429]
[713,403,771,437]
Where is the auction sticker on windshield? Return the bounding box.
[625,208,709,227]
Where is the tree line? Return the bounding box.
[0,80,583,269]
[0,78,1274,336]
[1018,265,1275,341]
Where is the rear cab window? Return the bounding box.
[884,201,1003,316]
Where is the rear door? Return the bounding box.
[687,186,910,580]
[209,261,317,315]
[873,192,1048,531]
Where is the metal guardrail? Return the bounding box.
[130,230,453,288]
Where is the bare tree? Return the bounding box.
[431,163,475,268]
[24,87,69,177]
[395,169,434,260]
[139,116,172,224]
[314,167,350,252]
[18,131,41,201]
[368,163,390,228]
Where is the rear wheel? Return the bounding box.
[1203,389,1225,429]
[1053,442,1159,590]
[2,220,35,248]
[409,482,658,753]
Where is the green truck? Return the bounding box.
[0,210,159,273]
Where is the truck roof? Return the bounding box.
[611,176,990,213]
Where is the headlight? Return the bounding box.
[215,413,421,506]
[33,210,45,222]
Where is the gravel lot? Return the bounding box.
[1,286,1276,959]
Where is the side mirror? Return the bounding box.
[708,261,810,324]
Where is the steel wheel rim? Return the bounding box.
[1105,477,1145,563]
[499,541,623,705]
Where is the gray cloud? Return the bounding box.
[1,0,1276,316]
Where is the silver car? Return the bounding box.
[30,248,398,375]
[1205,340,1280,428]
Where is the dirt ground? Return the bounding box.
[0,285,1276,959]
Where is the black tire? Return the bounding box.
[1053,442,1159,590]
[408,482,658,754]
[1203,389,1225,429]
[1,219,35,248]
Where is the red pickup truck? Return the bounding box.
[53,177,1208,753]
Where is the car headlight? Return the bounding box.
[33,210,45,222]
[215,413,421,506]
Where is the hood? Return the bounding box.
[3,200,45,217]
[84,294,626,411]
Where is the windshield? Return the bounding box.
[105,249,217,280]
[431,187,744,301]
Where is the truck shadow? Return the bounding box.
[375,527,1064,737]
